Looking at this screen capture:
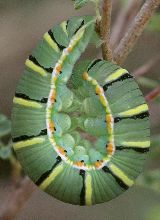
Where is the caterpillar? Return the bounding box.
[11,16,150,205]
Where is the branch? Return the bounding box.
[0,177,35,220]
[111,0,140,49]
[99,0,113,61]
[133,54,160,77]
[113,0,160,65]
[145,86,160,102]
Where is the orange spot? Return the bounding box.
[74,161,83,167]
[49,122,54,131]
[82,72,88,80]
[95,86,102,95]
[50,90,56,103]
[107,143,113,154]
[67,46,72,52]
[56,64,62,73]
[57,147,66,155]
[94,161,102,168]
[106,115,112,124]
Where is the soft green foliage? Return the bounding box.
[0,113,11,138]
[147,13,160,33]
[146,135,160,159]
[146,206,160,220]
[0,113,12,159]
[138,170,160,193]
[73,0,90,9]
[0,145,12,160]
[73,0,99,9]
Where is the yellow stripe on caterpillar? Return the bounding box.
[60,21,68,36]
[25,59,47,76]
[118,104,148,117]
[39,164,64,190]
[43,32,60,53]
[108,163,134,187]
[72,29,85,48]
[13,137,45,150]
[122,141,150,148]
[13,97,42,108]
[85,174,92,205]
[105,68,128,83]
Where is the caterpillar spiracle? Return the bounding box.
[12,16,150,205]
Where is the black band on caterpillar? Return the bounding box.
[48,30,66,50]
[102,166,129,190]
[29,55,53,73]
[114,111,149,123]
[12,129,47,142]
[79,169,86,206]
[87,59,102,72]
[74,20,85,35]
[103,73,133,91]
[116,146,150,153]
[36,156,62,186]
[15,93,48,104]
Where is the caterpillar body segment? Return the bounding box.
[12,16,150,205]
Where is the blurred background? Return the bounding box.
[0,0,160,219]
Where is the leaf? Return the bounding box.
[89,31,103,48]
[137,170,160,193]
[73,0,90,9]
[146,206,160,220]
[0,146,12,159]
[0,113,11,138]
[147,13,160,33]
[148,136,160,158]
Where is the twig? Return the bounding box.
[145,86,160,102]
[99,0,113,61]
[113,0,160,65]
[133,54,160,77]
[111,0,140,49]
[0,177,35,220]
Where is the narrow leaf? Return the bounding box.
[0,113,11,138]
[0,146,12,159]
[73,0,90,9]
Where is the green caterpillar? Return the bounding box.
[11,16,150,205]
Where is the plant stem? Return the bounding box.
[145,86,160,102]
[99,0,113,61]
[94,0,101,20]
[113,0,160,65]
[111,0,140,49]
[0,177,35,220]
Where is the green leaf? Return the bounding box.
[90,31,102,48]
[146,206,160,220]
[149,136,160,158]
[0,113,11,138]
[147,13,160,33]
[0,146,12,159]
[73,0,90,9]
[137,170,160,193]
